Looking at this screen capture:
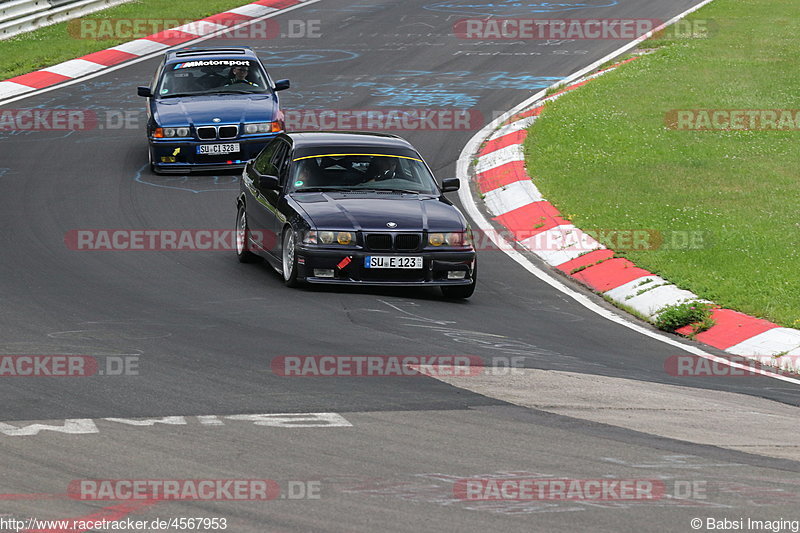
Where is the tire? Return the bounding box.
[282,228,300,287]
[236,205,259,263]
[441,262,477,299]
[148,147,161,175]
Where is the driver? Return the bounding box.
[226,65,259,87]
[364,157,397,182]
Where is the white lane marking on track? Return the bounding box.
[0,413,352,436]
[457,0,800,386]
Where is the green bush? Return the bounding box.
[654,301,715,334]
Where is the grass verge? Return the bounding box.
[524,0,800,328]
[0,0,256,80]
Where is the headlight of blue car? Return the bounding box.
[154,127,190,138]
[244,122,283,134]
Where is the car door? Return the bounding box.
[243,140,280,254]
[261,140,292,258]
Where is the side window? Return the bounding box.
[271,142,290,183]
[254,140,280,175]
[151,58,165,92]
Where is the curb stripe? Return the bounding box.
[42,59,107,78]
[7,71,72,89]
[570,257,653,293]
[493,201,570,239]
[519,224,603,266]
[474,144,524,174]
[686,309,779,351]
[488,117,536,141]
[0,81,35,99]
[80,49,139,66]
[555,249,614,274]
[480,129,528,156]
[726,328,800,357]
[476,161,530,193]
[483,180,543,216]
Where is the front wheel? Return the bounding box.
[236,205,259,263]
[441,262,477,299]
[148,147,161,175]
[282,228,300,287]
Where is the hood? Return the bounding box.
[293,193,465,232]
[152,93,278,126]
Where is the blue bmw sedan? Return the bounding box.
[137,47,290,174]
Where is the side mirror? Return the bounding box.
[137,86,153,97]
[441,178,460,193]
[274,79,290,92]
[257,173,281,191]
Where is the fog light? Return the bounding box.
[448,271,466,280]
[314,269,335,278]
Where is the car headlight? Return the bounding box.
[303,230,356,246]
[244,122,283,134]
[429,232,471,248]
[154,127,190,138]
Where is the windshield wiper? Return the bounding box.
[355,188,423,194]
[294,187,354,193]
[203,89,262,95]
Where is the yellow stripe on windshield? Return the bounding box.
[293,153,422,162]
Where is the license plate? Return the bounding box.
[196,143,240,155]
[364,256,423,269]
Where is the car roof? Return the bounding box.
[165,47,259,63]
[286,132,415,150]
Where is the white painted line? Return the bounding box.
[0,0,322,106]
[0,81,35,99]
[173,21,230,36]
[522,225,605,266]
[488,116,537,141]
[475,144,524,174]
[43,58,106,78]
[228,4,278,17]
[111,38,170,56]
[726,328,800,357]
[457,0,800,385]
[483,180,543,216]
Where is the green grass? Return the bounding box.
[525,0,800,328]
[0,0,256,80]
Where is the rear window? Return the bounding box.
[157,59,269,96]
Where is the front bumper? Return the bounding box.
[149,135,277,173]
[296,247,476,286]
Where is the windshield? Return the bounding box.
[288,154,440,194]
[156,59,270,97]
